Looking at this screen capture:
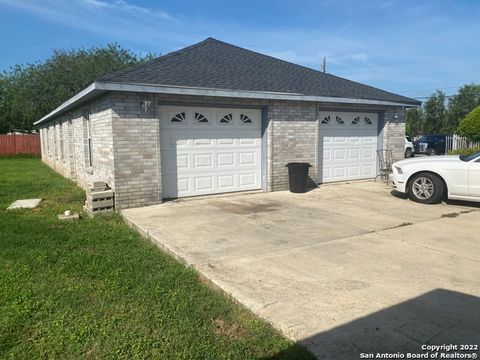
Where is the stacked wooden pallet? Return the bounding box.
[83,181,115,216]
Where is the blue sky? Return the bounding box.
[1,0,479,99]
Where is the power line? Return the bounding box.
[400,85,464,94]
[342,51,480,72]
[412,94,457,100]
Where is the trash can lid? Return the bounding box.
[286,162,312,167]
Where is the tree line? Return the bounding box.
[406,84,480,136]
[0,44,154,133]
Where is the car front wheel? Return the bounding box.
[405,148,412,158]
[427,147,436,156]
[408,173,445,204]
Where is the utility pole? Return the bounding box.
[320,56,326,73]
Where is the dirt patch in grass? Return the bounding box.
[213,318,248,340]
[78,247,96,254]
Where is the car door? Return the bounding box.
[468,157,480,197]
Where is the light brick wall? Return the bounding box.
[268,101,318,190]
[39,94,115,193]
[383,108,406,162]
[111,92,161,209]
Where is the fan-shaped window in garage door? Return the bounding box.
[321,116,331,124]
[364,117,373,125]
[220,113,233,124]
[336,116,344,125]
[195,112,208,123]
[171,112,186,123]
[240,114,253,124]
[352,116,361,125]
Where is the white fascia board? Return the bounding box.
[98,82,419,107]
[34,83,98,125]
[35,81,419,125]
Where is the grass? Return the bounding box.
[448,147,480,156]
[0,158,314,359]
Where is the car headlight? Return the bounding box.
[395,166,403,174]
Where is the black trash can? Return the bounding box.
[286,162,312,193]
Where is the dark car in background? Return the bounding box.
[413,135,447,156]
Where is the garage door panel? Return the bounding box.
[239,138,256,145]
[176,154,189,169]
[194,176,214,191]
[362,148,375,159]
[319,111,378,183]
[239,173,256,186]
[217,138,235,145]
[323,149,331,161]
[193,153,213,168]
[361,167,374,178]
[193,138,213,146]
[348,148,360,159]
[239,151,256,166]
[160,106,262,198]
[348,166,359,177]
[217,152,235,167]
[218,174,235,189]
[333,149,346,160]
[177,177,190,193]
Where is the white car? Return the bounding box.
[405,136,414,158]
[389,152,480,204]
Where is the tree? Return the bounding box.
[405,107,424,136]
[0,44,154,133]
[423,90,447,134]
[457,105,480,142]
[446,84,480,134]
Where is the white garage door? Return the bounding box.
[160,106,262,198]
[318,111,378,183]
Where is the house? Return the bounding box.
[35,38,420,209]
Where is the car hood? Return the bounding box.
[394,155,460,167]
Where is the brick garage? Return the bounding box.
[36,38,419,209]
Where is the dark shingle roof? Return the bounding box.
[99,38,419,105]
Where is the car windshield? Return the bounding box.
[417,136,432,142]
[460,152,480,162]
[406,136,412,142]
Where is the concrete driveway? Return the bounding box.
[122,182,480,359]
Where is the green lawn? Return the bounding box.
[0,157,313,359]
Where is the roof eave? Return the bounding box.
[34,83,103,125]
[35,81,420,125]
[97,82,420,107]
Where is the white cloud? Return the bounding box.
[79,0,174,20]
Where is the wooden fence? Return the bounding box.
[0,134,41,156]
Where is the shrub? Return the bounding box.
[449,147,480,156]
[458,105,480,141]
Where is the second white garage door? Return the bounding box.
[160,106,262,199]
[318,111,378,183]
